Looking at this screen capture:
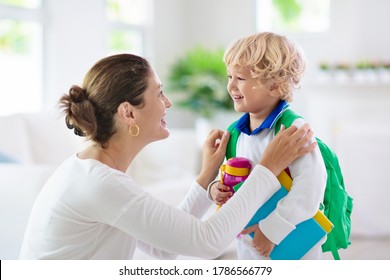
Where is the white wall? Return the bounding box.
[44,0,107,108]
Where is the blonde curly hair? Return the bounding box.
[223,32,306,102]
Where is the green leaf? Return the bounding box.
[167,46,233,118]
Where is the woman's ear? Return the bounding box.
[117,102,135,122]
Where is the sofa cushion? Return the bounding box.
[0,152,19,163]
[23,112,89,165]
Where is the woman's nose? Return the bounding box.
[164,95,172,108]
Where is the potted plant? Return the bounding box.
[167,46,233,119]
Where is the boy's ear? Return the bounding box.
[270,82,279,91]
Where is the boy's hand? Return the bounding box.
[241,225,275,258]
[210,182,233,206]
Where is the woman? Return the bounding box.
[19,53,315,260]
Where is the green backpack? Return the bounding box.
[226,109,353,260]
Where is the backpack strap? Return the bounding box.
[327,231,341,260]
[274,109,303,134]
[226,121,240,160]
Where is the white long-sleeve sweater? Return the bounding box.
[19,154,281,260]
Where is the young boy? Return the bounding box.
[209,32,327,259]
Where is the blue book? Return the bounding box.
[234,171,333,260]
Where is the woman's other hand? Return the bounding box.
[260,124,316,176]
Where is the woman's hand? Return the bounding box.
[196,129,230,189]
[260,124,316,176]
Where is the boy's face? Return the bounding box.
[227,65,279,119]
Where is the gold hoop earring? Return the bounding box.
[129,124,140,136]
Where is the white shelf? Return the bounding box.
[311,80,390,88]
[309,70,390,88]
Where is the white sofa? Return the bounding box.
[0,111,234,260]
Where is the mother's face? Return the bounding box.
[136,70,172,143]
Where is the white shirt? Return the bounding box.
[19,154,281,260]
[236,118,327,259]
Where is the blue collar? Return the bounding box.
[235,100,289,135]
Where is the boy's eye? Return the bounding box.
[227,75,245,81]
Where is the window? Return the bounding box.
[0,0,152,116]
[0,0,44,115]
[106,0,151,55]
[256,0,330,33]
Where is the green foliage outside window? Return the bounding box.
[0,0,40,8]
[106,0,121,20]
[0,20,31,54]
[109,30,141,53]
[0,0,41,54]
[273,0,302,23]
[266,0,329,32]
